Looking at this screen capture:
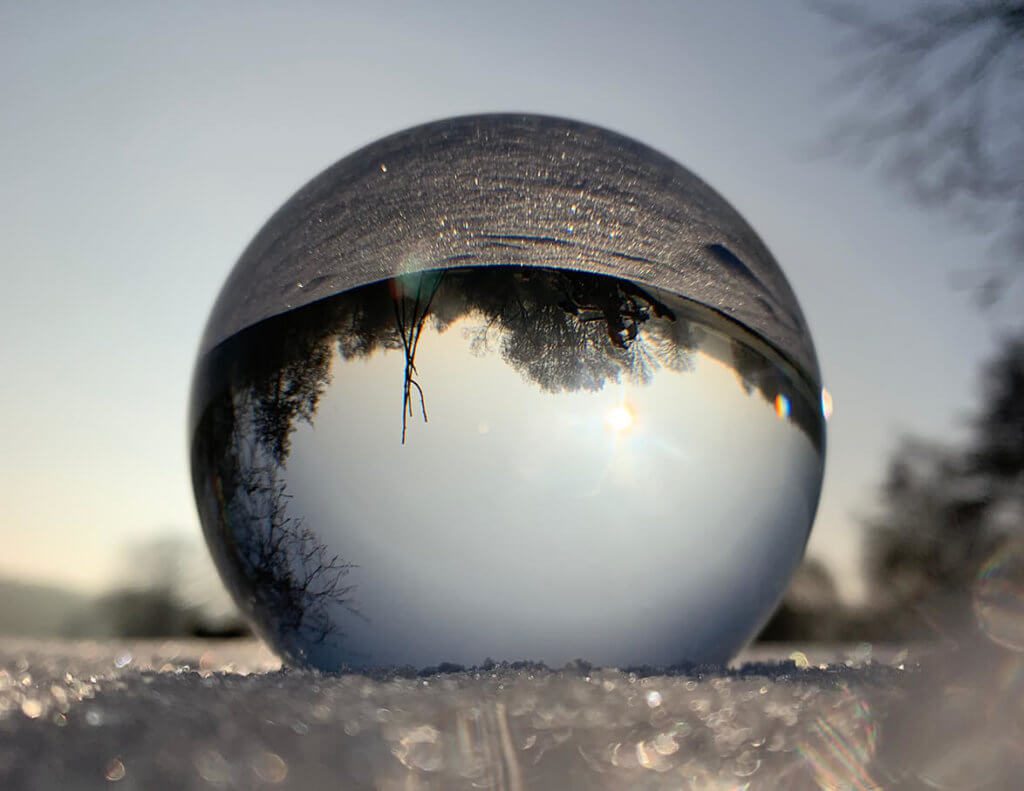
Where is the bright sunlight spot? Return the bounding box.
[605,404,635,433]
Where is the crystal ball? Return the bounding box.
[190,115,826,670]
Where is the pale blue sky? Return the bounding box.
[0,1,1013,598]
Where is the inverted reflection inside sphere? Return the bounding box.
[190,115,826,670]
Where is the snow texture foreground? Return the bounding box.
[0,640,1020,789]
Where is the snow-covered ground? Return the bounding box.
[0,639,1018,789]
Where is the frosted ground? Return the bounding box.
[1,640,1020,789]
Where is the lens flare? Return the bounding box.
[797,690,880,791]
[974,539,1024,652]
[774,394,791,419]
[821,387,834,420]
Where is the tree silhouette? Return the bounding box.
[817,0,1024,302]
[390,271,445,443]
[329,268,696,395]
[455,268,698,394]
[192,378,359,653]
[225,401,359,653]
[971,332,1024,479]
[333,265,813,437]
[250,337,334,465]
[324,268,716,442]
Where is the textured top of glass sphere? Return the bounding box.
[201,114,820,384]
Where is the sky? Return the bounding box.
[0,0,1015,601]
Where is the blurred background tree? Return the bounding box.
[834,0,1024,640]
[762,1,1024,642]
[77,536,246,638]
[815,0,1024,304]
[0,536,250,639]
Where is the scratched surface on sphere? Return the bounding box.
[7,640,1022,790]
[199,114,820,384]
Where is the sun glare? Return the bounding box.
[605,404,635,433]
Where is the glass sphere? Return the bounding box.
[190,115,826,670]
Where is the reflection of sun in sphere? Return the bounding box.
[605,404,635,434]
[190,114,826,670]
